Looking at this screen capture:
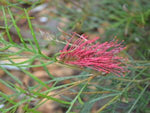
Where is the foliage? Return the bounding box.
[0,0,150,113]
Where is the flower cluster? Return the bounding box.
[59,33,128,77]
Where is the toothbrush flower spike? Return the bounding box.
[59,33,128,77]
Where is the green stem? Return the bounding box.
[113,77,150,83]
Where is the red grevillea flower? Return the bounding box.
[59,33,128,77]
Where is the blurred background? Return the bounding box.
[0,0,150,113]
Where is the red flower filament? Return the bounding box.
[59,33,128,77]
